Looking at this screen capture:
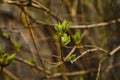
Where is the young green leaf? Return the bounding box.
[62,20,70,32]
[7,54,16,64]
[2,33,10,39]
[55,20,70,37]
[68,54,76,61]
[13,42,20,52]
[61,33,71,46]
[73,32,82,45]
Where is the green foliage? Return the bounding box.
[5,77,11,80]
[61,33,71,46]
[6,54,16,64]
[13,42,20,52]
[0,46,3,55]
[2,32,10,39]
[68,54,76,62]
[0,53,16,69]
[55,20,71,46]
[79,76,84,80]
[0,46,16,69]
[73,32,82,45]
[55,20,70,37]
[28,58,35,65]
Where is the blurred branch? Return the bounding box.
[48,68,96,79]
[65,46,77,60]
[26,18,120,29]
[109,45,120,56]
[96,63,101,80]
[71,48,100,63]
[70,18,120,28]
[3,68,21,80]
[1,0,120,29]
[2,0,62,22]
[15,57,51,75]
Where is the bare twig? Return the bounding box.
[15,57,51,75]
[48,68,96,79]
[2,0,62,22]
[65,46,77,60]
[109,45,120,56]
[70,18,120,28]
[96,63,101,80]
[71,48,98,63]
[3,68,21,80]
[65,45,108,53]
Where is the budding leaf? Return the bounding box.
[7,54,16,64]
[13,42,20,52]
[61,33,71,46]
[73,32,82,45]
[55,20,70,36]
[68,54,76,61]
[2,33,10,39]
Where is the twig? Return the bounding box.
[48,68,96,79]
[96,63,101,80]
[15,57,51,75]
[2,0,62,22]
[109,45,120,56]
[2,0,120,29]
[71,48,98,63]
[70,18,120,28]
[65,45,108,53]
[65,46,77,60]
[3,68,21,80]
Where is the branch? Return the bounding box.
[2,0,62,22]
[3,68,21,80]
[71,48,99,63]
[15,57,51,75]
[109,45,120,56]
[48,68,96,79]
[70,18,120,28]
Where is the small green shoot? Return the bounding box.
[61,33,71,46]
[73,32,82,45]
[55,20,70,37]
[13,42,20,52]
[2,32,10,39]
[68,54,76,63]
[7,53,16,64]
[28,59,35,65]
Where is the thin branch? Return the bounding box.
[48,68,96,79]
[71,48,98,63]
[65,45,108,54]
[15,57,51,75]
[70,18,120,28]
[64,46,77,60]
[2,0,120,28]
[109,45,120,56]
[3,68,21,80]
[96,63,101,80]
